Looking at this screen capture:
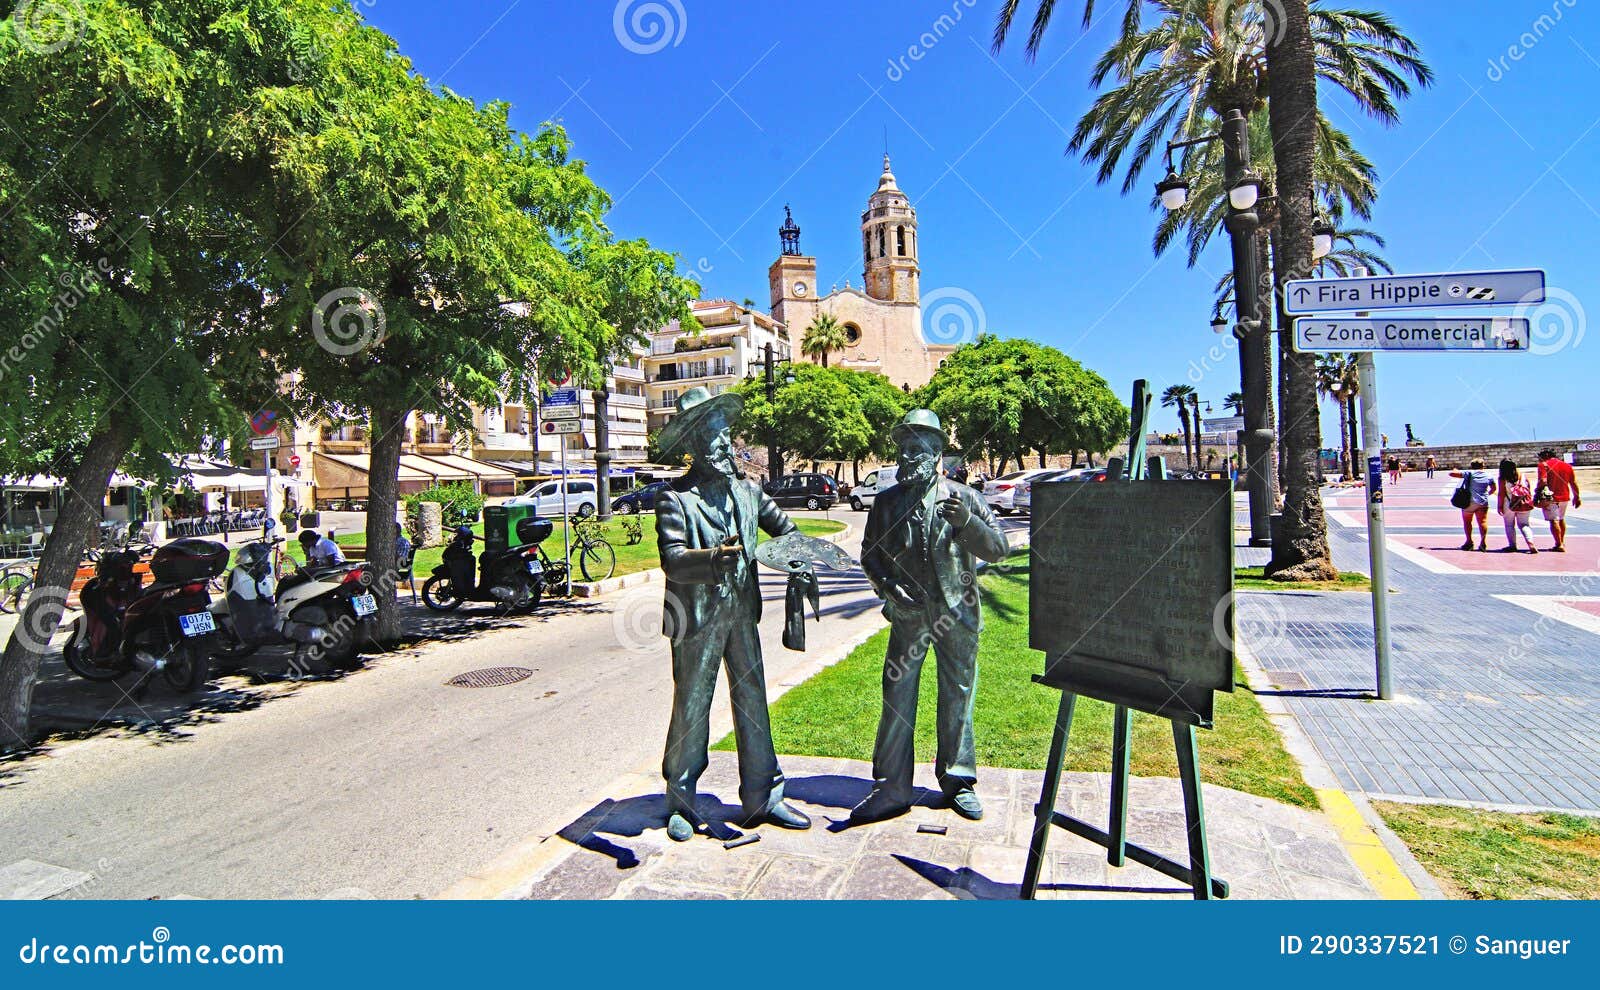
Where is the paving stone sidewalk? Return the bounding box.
[1236,488,1600,813]
[515,752,1377,900]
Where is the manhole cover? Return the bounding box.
[445,667,534,689]
[1265,670,1310,690]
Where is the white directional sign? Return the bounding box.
[249,436,281,451]
[1284,268,1545,314]
[541,404,580,420]
[1294,316,1530,353]
[1202,415,1244,433]
[540,419,581,435]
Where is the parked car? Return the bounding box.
[983,469,1059,515]
[848,466,897,512]
[1013,468,1092,512]
[763,472,839,511]
[506,478,598,518]
[1064,468,1108,484]
[611,480,671,515]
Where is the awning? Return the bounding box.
[409,453,518,481]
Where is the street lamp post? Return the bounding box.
[746,341,794,484]
[1157,107,1272,546]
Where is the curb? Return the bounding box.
[1235,637,1444,900]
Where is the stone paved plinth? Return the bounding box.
[518,753,1377,900]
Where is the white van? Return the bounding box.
[848,467,897,511]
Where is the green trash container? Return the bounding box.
[483,503,541,553]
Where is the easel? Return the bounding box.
[1020,382,1229,901]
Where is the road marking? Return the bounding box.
[1494,595,1600,638]
[1314,789,1420,900]
[0,860,95,900]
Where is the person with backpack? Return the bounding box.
[1535,448,1582,552]
[1497,458,1537,553]
[1449,459,1495,551]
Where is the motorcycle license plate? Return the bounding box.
[525,559,543,574]
[178,611,216,637]
[351,593,377,617]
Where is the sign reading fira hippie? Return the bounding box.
[1283,268,1545,314]
[1295,316,1531,353]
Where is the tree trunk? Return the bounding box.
[852,460,861,485]
[1265,0,1337,581]
[0,419,132,752]
[366,403,410,644]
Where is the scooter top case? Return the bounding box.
[151,538,229,585]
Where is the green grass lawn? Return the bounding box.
[1374,802,1600,899]
[304,515,845,582]
[717,553,1318,810]
[1234,566,1371,592]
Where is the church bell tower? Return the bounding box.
[861,155,919,304]
[769,205,818,333]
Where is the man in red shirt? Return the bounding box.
[1536,448,1582,551]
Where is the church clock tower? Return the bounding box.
[861,155,919,304]
[768,204,817,333]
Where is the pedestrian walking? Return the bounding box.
[1388,456,1401,485]
[1449,459,1495,551]
[1425,455,1436,480]
[1534,448,1582,552]
[1496,459,1537,554]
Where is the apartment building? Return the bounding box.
[644,300,790,430]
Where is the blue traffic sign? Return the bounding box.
[1284,268,1545,315]
[542,387,579,406]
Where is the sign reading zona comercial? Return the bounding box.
[1293,316,1530,353]
[1283,268,1545,314]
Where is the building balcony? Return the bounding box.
[608,392,647,409]
[612,365,645,382]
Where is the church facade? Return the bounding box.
[767,156,954,390]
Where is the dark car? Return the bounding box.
[610,480,671,515]
[762,472,840,511]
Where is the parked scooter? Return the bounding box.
[422,522,547,613]
[62,538,228,693]
[210,529,378,669]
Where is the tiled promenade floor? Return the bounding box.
[1239,482,1600,812]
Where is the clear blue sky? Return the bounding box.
[362,0,1598,447]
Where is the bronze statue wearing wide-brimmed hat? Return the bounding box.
[854,408,1009,823]
[653,385,815,840]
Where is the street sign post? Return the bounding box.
[540,404,581,420]
[249,436,281,451]
[541,387,581,420]
[1202,416,1244,433]
[1293,316,1531,352]
[540,419,581,435]
[1284,268,1545,314]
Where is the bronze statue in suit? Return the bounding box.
[854,409,1010,822]
[653,386,813,841]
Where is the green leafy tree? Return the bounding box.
[918,336,1126,473]
[0,0,337,748]
[833,368,909,483]
[800,313,849,368]
[256,21,610,641]
[732,365,873,478]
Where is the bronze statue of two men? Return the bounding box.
[652,388,1008,839]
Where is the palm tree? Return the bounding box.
[1223,391,1244,415]
[1315,354,1360,480]
[996,0,1430,579]
[801,313,848,368]
[1161,384,1197,468]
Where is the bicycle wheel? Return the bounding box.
[0,568,31,614]
[578,538,616,582]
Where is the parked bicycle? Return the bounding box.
[569,517,617,582]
